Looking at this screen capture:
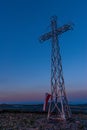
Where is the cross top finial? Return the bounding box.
[50,16,57,22]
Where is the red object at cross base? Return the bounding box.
[43,93,51,111]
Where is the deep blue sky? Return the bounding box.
[0,0,87,104]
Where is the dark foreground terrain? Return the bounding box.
[0,112,87,130]
[0,104,87,130]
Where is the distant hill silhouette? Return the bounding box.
[0,103,87,114]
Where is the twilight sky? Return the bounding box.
[0,0,87,104]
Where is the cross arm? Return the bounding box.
[39,31,52,43]
[57,23,73,35]
[39,23,73,43]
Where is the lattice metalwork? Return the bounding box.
[39,16,73,120]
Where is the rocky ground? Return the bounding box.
[0,112,87,130]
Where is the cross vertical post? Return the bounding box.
[39,16,73,120]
